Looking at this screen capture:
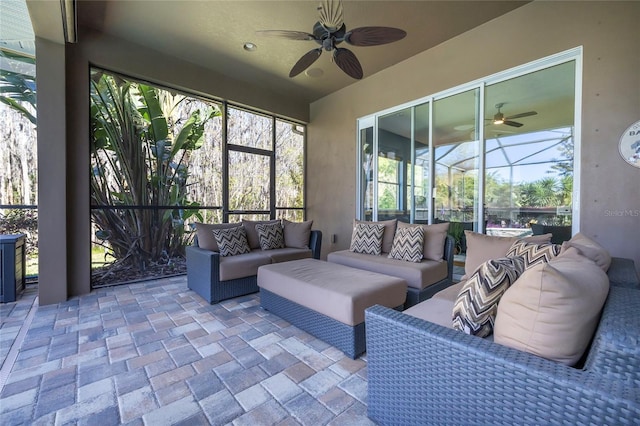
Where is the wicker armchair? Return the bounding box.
[365,258,640,425]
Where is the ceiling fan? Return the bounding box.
[488,102,538,127]
[256,0,407,80]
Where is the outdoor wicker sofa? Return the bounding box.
[365,256,640,425]
[186,220,321,303]
[327,220,455,308]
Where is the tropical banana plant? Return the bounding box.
[90,71,217,274]
[0,50,36,125]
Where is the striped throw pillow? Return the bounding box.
[256,222,285,250]
[212,226,251,257]
[507,240,561,270]
[388,226,425,263]
[453,256,525,337]
[350,222,385,255]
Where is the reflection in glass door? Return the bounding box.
[378,108,412,222]
[483,61,575,239]
[433,89,480,253]
[413,103,430,223]
[358,119,374,221]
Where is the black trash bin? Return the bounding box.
[0,234,26,303]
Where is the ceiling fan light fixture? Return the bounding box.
[493,112,505,125]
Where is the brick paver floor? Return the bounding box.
[0,277,375,425]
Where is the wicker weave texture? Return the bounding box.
[608,257,640,289]
[585,287,640,384]
[365,291,640,425]
[260,289,366,359]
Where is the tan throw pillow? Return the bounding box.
[350,222,385,255]
[212,226,251,257]
[195,222,241,252]
[464,231,552,278]
[452,256,525,337]
[398,222,449,261]
[282,219,313,249]
[242,219,281,249]
[494,248,610,366]
[388,226,424,263]
[506,240,561,270]
[560,232,611,272]
[355,219,397,253]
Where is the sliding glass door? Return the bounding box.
[483,61,575,237]
[357,50,579,254]
[433,89,480,250]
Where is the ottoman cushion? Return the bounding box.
[258,259,407,326]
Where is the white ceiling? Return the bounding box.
[68,0,529,103]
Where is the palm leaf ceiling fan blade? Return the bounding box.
[289,48,323,77]
[334,48,363,79]
[488,103,537,127]
[346,27,407,46]
[255,30,316,41]
[505,111,537,120]
[503,120,524,128]
[318,0,344,31]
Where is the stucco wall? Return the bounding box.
[308,1,640,274]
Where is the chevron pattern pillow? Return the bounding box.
[506,240,561,270]
[350,222,385,255]
[388,226,425,262]
[212,226,251,257]
[255,222,285,250]
[452,256,525,337]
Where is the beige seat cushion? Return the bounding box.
[264,247,312,263]
[218,250,273,281]
[327,250,448,290]
[463,231,552,278]
[397,221,449,261]
[404,297,455,329]
[494,248,610,366]
[432,281,465,302]
[257,259,407,326]
[560,232,611,271]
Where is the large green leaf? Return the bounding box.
[138,84,168,142]
[0,97,36,124]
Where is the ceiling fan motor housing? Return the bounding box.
[313,22,346,51]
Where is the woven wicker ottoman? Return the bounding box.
[257,258,407,358]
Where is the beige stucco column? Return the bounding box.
[35,37,68,304]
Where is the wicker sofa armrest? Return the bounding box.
[365,303,640,425]
[443,235,454,282]
[186,245,221,302]
[309,230,322,259]
[608,256,640,288]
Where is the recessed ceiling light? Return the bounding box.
[305,68,323,78]
[243,42,257,52]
